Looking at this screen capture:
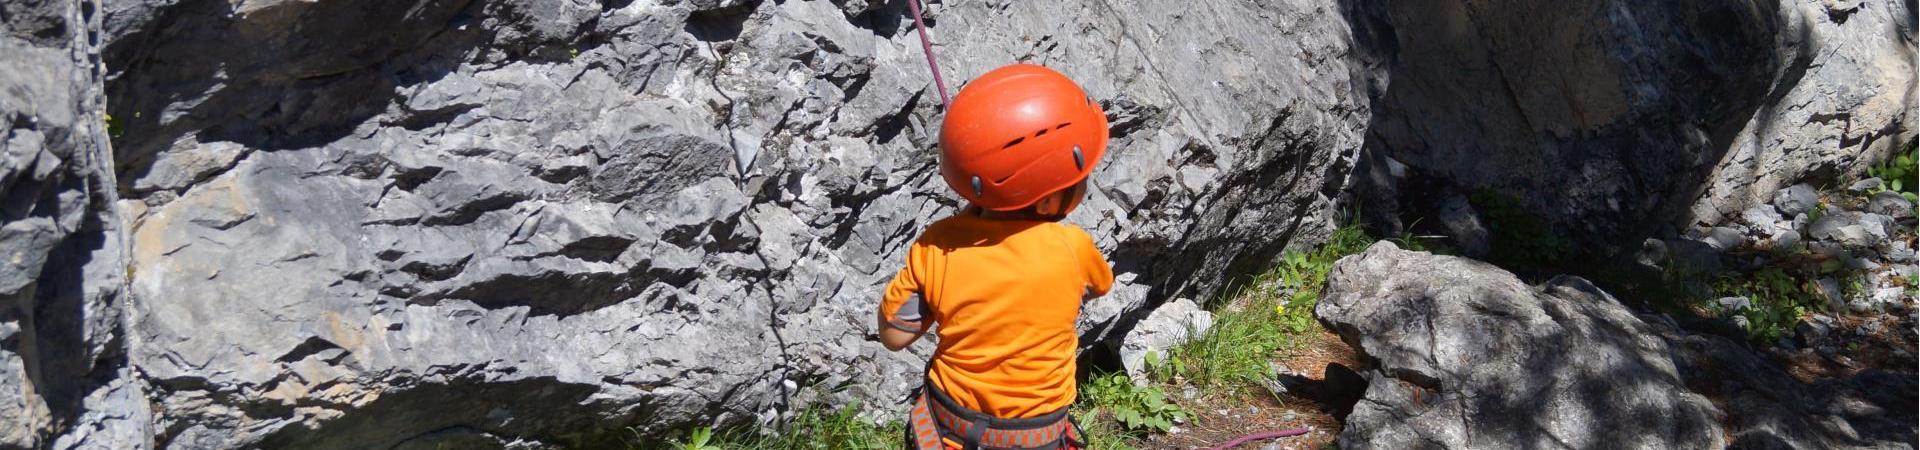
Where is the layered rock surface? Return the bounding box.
[1,0,151,448]
[1318,242,1917,449]
[93,0,1374,447]
[1346,0,1917,260]
[1,0,1913,448]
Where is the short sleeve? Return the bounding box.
[1071,226,1114,297]
[879,244,929,332]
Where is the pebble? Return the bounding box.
[1717,296,1752,312]
[1775,184,1820,216]
[1868,191,1916,220]
[1849,178,1884,193]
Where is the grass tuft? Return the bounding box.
[1167,224,1374,394]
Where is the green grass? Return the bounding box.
[1166,224,1375,394]
[644,402,900,450]
[1071,406,1140,450]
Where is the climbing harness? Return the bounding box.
[907,381,1085,450]
[906,0,951,108]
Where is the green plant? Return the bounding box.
[1080,372,1188,433]
[1143,350,1185,383]
[104,113,123,140]
[642,402,901,450]
[1711,268,1828,343]
[1071,407,1140,450]
[672,428,722,450]
[1868,141,1918,202]
[1470,189,1570,268]
[1173,224,1372,392]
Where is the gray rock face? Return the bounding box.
[1319,242,1918,450]
[1317,242,1723,449]
[0,0,150,449]
[1345,0,1915,260]
[95,0,1375,446]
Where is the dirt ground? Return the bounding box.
[1136,330,1357,450]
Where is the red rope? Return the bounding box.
[905,0,950,108]
[1205,428,1310,450]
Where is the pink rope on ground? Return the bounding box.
[1205,428,1311,450]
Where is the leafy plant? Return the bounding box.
[104,113,124,140]
[1144,350,1186,383]
[1080,373,1188,433]
[1711,268,1830,343]
[1868,140,1918,202]
[672,428,722,450]
[1071,407,1140,450]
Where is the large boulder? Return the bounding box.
[0,0,150,448]
[1344,0,1916,260]
[99,0,1375,446]
[1317,242,1723,449]
[1318,242,1918,449]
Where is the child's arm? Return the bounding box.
[1075,228,1115,298]
[877,245,931,351]
[877,295,929,351]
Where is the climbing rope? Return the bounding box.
[1205,428,1310,450]
[905,0,951,108]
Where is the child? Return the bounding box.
[877,64,1115,450]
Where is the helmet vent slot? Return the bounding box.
[1034,129,1049,137]
[1055,122,1070,130]
[1002,136,1025,149]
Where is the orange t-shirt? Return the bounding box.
[879,209,1114,418]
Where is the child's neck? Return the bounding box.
[973,206,1062,222]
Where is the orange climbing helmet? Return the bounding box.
[939,64,1108,212]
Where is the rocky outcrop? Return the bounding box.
[1346,0,1917,261]
[1318,242,1917,449]
[1,0,151,448]
[92,0,1375,447]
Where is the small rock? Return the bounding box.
[1848,178,1884,193]
[1741,204,1783,227]
[1816,278,1846,310]
[1731,315,1752,331]
[1867,191,1915,220]
[1438,195,1491,258]
[1791,212,1811,233]
[1795,318,1833,345]
[1844,255,1880,271]
[1717,296,1752,312]
[1772,229,1803,253]
[1809,241,1850,260]
[1703,226,1746,251]
[1886,241,1914,263]
[1775,184,1820,216]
